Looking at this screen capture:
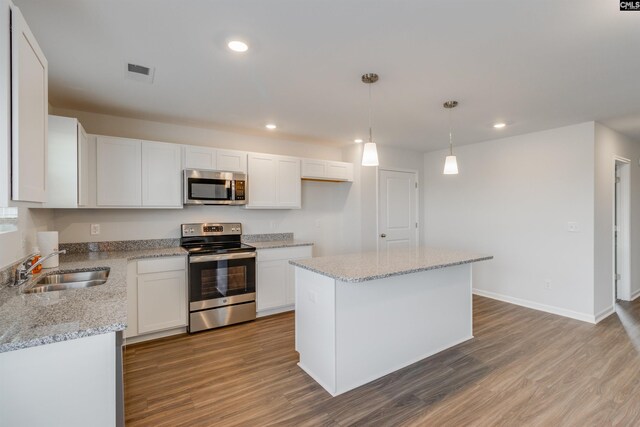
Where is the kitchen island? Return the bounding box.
[290,247,492,396]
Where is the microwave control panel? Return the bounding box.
[234,181,245,200]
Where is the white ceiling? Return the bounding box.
[14,0,640,151]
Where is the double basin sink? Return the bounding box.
[22,268,110,294]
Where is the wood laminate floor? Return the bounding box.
[124,296,640,426]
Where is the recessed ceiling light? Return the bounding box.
[354,138,363,143]
[493,123,506,129]
[228,40,249,53]
[265,123,277,130]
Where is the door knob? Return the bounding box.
[380,234,387,238]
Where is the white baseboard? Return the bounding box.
[631,289,640,301]
[123,326,186,345]
[473,288,597,324]
[594,306,615,323]
[257,305,294,318]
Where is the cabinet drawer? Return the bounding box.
[257,246,313,262]
[137,256,185,274]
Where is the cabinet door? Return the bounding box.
[142,141,182,207]
[10,6,48,202]
[137,270,187,334]
[276,157,301,208]
[256,259,288,311]
[184,145,216,170]
[301,159,327,179]
[247,154,277,207]
[217,149,247,173]
[96,136,142,206]
[45,115,77,208]
[327,161,353,182]
[77,123,89,206]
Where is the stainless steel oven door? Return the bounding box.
[188,252,256,311]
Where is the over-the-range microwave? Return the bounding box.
[183,169,247,205]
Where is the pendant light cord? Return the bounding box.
[448,108,453,156]
[368,83,373,143]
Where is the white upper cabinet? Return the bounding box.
[217,149,247,173]
[97,136,142,206]
[301,159,326,179]
[301,159,353,182]
[277,157,302,208]
[326,161,353,181]
[183,145,247,173]
[45,115,89,208]
[77,124,89,206]
[246,153,277,207]
[10,5,48,202]
[246,153,301,209]
[97,136,182,208]
[183,145,216,170]
[142,141,181,207]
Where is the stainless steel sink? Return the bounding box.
[22,268,111,294]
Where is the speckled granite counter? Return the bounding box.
[0,246,186,353]
[242,232,313,250]
[247,240,314,249]
[290,247,492,283]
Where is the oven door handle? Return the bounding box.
[189,252,257,263]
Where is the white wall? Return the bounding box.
[424,122,596,321]
[53,182,359,257]
[53,108,342,161]
[0,205,54,269]
[594,123,640,313]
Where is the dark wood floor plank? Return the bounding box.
[124,295,640,426]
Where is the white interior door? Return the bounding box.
[378,169,417,251]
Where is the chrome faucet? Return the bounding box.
[12,250,67,287]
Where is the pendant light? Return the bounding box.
[443,100,459,175]
[361,73,379,166]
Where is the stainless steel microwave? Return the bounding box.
[183,169,247,205]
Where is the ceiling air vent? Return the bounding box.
[125,62,155,83]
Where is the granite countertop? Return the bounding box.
[0,247,187,353]
[289,247,492,283]
[247,240,314,249]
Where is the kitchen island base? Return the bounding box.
[295,263,473,397]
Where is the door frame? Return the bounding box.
[376,168,420,251]
[612,156,631,304]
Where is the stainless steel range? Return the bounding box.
[181,223,256,332]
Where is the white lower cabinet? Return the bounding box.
[125,256,187,341]
[256,246,313,316]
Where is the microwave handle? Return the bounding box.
[189,252,256,264]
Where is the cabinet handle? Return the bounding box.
[380,234,387,238]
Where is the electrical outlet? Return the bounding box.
[544,280,552,290]
[270,221,276,230]
[90,224,101,235]
[567,222,579,232]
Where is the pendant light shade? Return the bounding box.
[443,155,458,174]
[443,100,459,175]
[361,73,379,167]
[362,142,379,166]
